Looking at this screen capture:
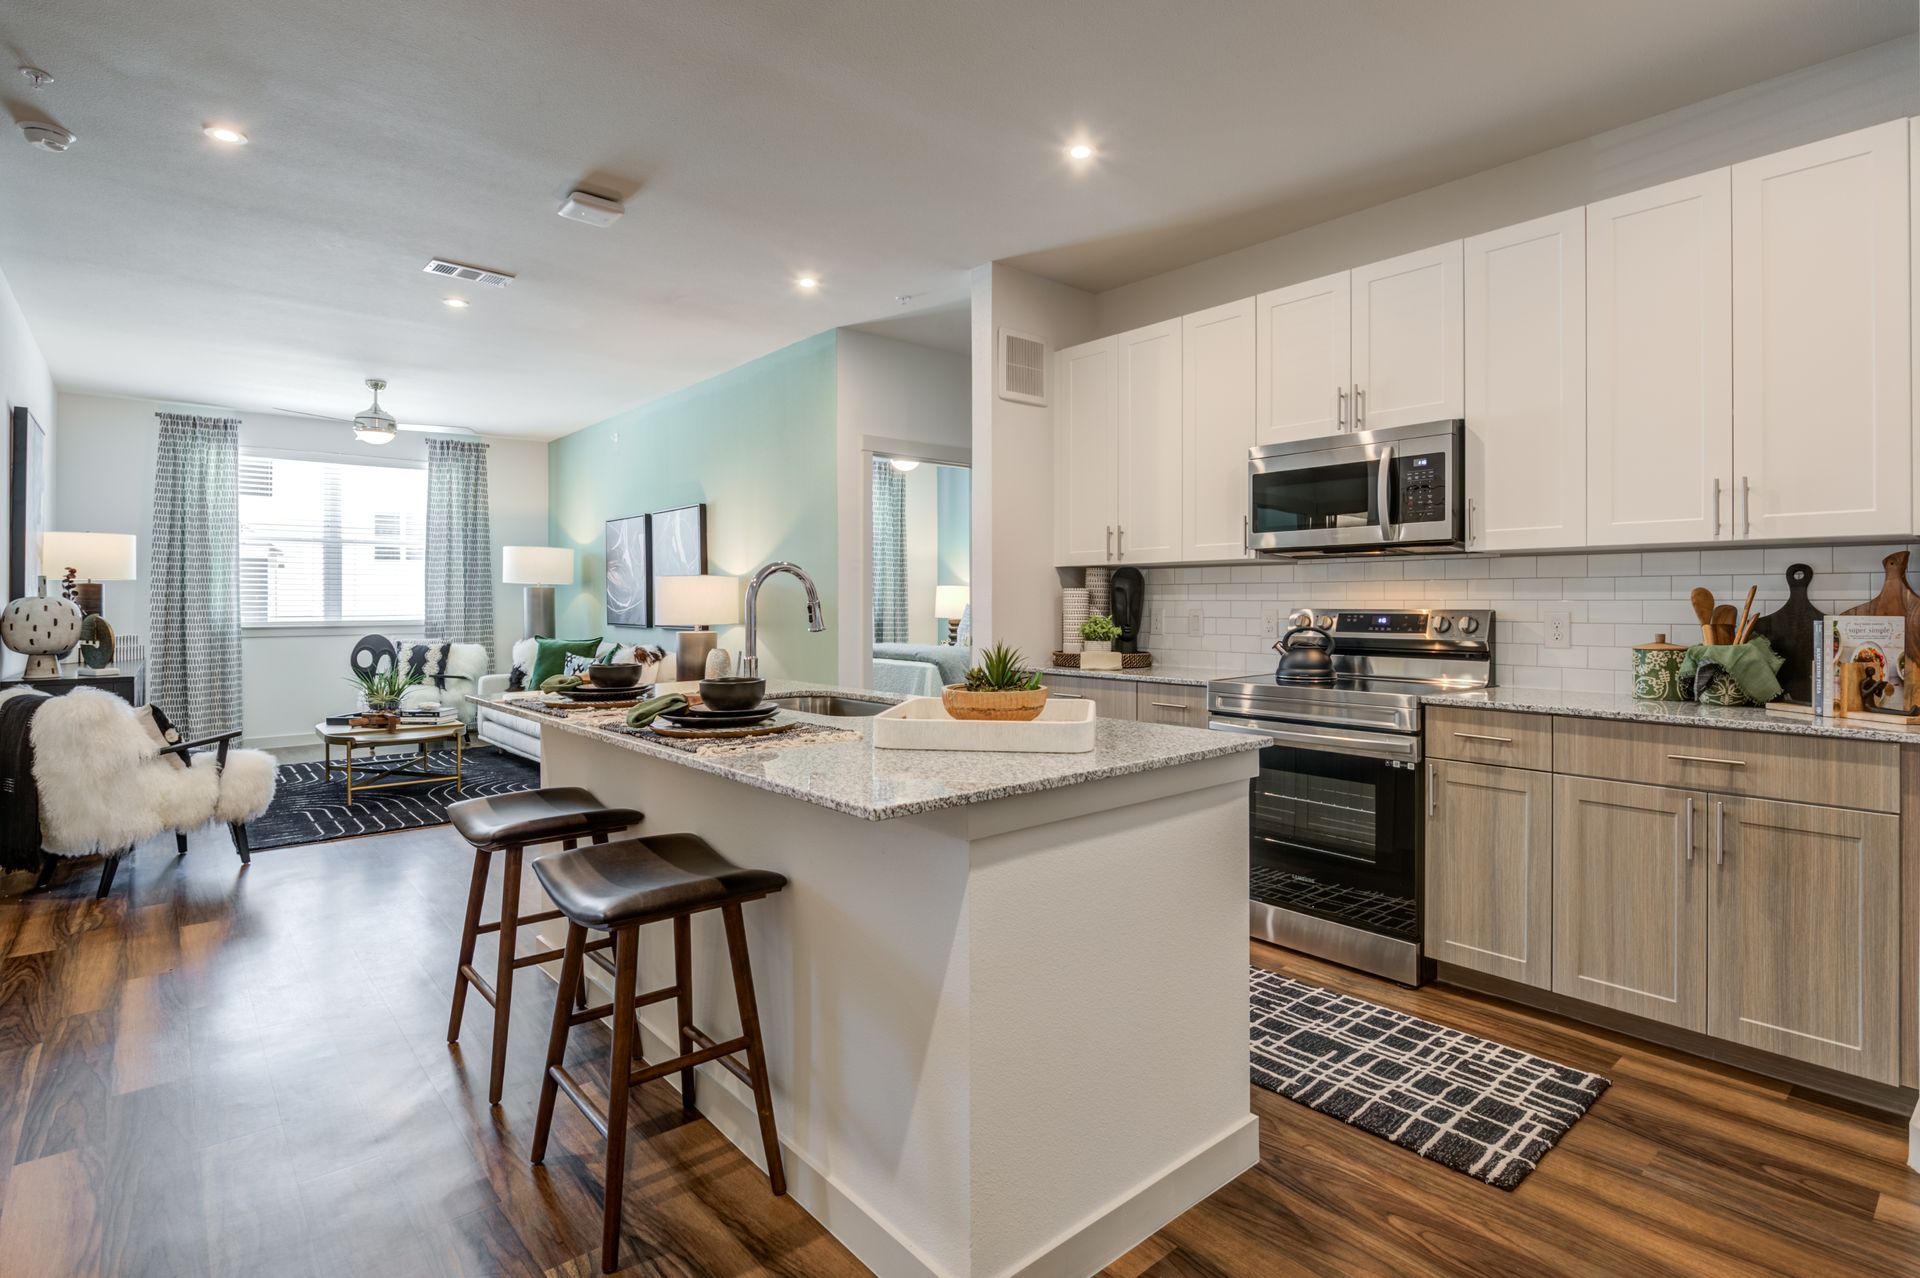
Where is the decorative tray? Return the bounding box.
[872,696,1096,753]
[1050,651,1153,669]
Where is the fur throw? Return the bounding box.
[30,689,277,857]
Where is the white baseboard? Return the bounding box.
[246,731,319,752]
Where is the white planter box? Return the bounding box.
[872,696,1098,753]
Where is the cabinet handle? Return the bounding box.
[1354,384,1365,429]
[1150,701,1188,711]
[1741,475,1751,536]
[1667,753,1747,767]
[1105,525,1113,561]
[1337,386,1348,430]
[1243,514,1250,553]
[1054,692,1084,699]
[1116,525,1125,560]
[1465,499,1476,547]
[1683,795,1695,862]
[1452,731,1511,744]
[1427,762,1437,817]
[1712,477,1722,536]
[1715,798,1726,867]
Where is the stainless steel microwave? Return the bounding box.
[1247,419,1465,557]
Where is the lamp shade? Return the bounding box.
[934,584,970,617]
[502,545,574,586]
[656,574,741,627]
[41,532,137,582]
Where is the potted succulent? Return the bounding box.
[943,642,1049,721]
[347,664,424,723]
[1079,614,1122,653]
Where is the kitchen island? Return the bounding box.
[472,684,1261,1278]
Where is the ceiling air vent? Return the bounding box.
[423,258,515,288]
[997,328,1048,406]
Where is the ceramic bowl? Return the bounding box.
[587,662,643,688]
[699,676,766,710]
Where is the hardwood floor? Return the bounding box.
[0,822,1916,1276]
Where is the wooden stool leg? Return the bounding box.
[96,851,125,899]
[531,921,586,1164]
[602,926,640,1273]
[673,913,696,1116]
[447,846,493,1042]
[487,846,524,1105]
[721,902,786,1195]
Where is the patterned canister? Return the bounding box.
[1631,633,1688,702]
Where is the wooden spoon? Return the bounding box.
[1710,604,1738,646]
[1732,585,1758,644]
[1690,587,1716,643]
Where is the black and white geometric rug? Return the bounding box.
[248,747,540,851]
[1249,968,1608,1190]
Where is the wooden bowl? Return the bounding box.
[941,684,1049,722]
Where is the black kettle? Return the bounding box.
[1275,610,1335,681]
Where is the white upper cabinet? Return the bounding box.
[1053,336,1120,565]
[1255,271,1351,444]
[1350,241,1464,431]
[1586,170,1734,546]
[1182,298,1256,561]
[1464,209,1587,551]
[1732,119,1911,541]
[1914,117,1919,532]
[1115,320,1184,564]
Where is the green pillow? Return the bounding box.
[530,636,602,690]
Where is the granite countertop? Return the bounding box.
[1430,686,1920,746]
[1040,664,1216,687]
[472,681,1259,822]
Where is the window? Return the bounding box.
[239,451,427,627]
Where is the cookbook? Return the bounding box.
[1818,614,1906,714]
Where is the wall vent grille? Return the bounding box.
[423,258,515,288]
[997,328,1048,406]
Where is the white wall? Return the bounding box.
[833,329,971,681]
[0,265,55,677]
[902,462,939,644]
[53,392,548,747]
[1094,35,1920,335]
[969,263,1094,662]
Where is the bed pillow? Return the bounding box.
[530,636,602,690]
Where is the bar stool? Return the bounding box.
[528,833,787,1274]
[446,787,643,1104]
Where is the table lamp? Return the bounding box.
[41,531,136,619]
[503,546,574,639]
[935,583,970,645]
[656,574,741,676]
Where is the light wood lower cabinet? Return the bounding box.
[1043,674,1137,720]
[1707,795,1898,1085]
[1136,683,1206,727]
[1551,776,1710,1031]
[1425,761,1552,988]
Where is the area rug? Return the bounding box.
[1249,968,1608,1189]
[248,747,540,850]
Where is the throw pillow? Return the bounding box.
[135,703,188,769]
[562,652,596,677]
[529,636,602,690]
[387,638,453,689]
[506,636,538,691]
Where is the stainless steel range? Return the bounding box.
[1208,607,1494,985]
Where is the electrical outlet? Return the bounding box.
[1186,607,1204,637]
[1151,606,1164,635]
[1543,610,1572,650]
[1261,607,1280,638]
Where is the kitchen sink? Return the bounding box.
[769,694,893,717]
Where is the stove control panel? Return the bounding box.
[1326,609,1495,645]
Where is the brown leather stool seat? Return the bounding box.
[444,786,642,1105]
[530,833,787,1273]
[530,833,787,927]
[448,786,641,850]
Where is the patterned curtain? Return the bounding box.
[150,413,242,739]
[424,439,493,662]
[871,460,907,644]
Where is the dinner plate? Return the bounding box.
[657,703,778,727]
[560,684,656,702]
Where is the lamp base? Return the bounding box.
[74,581,102,618]
[522,586,555,640]
[676,628,718,681]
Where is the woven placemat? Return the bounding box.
[613,717,861,756]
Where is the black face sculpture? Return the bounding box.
[1110,567,1146,653]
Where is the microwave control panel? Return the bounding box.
[1394,452,1447,523]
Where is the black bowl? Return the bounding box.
[587,662,643,688]
[699,676,766,711]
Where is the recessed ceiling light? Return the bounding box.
[203,124,249,145]
[889,458,920,472]
[442,297,470,309]
[1067,143,1095,161]
[796,276,819,290]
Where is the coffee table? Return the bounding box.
[314,721,464,805]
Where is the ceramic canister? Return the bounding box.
[1061,588,1090,653]
[1631,633,1688,702]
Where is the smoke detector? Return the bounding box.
[21,122,76,153]
[557,189,624,227]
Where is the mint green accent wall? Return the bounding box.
[935,464,970,587]
[547,332,841,682]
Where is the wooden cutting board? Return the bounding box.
[1745,562,1819,703]
[1841,551,1920,658]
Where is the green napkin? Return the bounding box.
[540,673,584,691]
[626,693,690,728]
[1679,636,1785,704]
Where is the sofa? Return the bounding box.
[476,640,676,762]
[350,636,491,728]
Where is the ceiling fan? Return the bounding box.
[274,378,478,445]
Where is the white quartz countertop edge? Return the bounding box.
[1039,665,1215,687]
[1429,687,1920,746]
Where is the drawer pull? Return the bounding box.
[1054,693,1084,699]
[1452,731,1512,744]
[1667,753,1748,768]
[1150,701,1188,711]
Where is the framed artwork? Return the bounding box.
[603,514,651,627]
[9,406,47,601]
[650,503,708,631]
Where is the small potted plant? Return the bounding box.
[347,664,424,725]
[944,642,1049,721]
[1079,614,1122,653]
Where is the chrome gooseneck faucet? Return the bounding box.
[738,561,826,678]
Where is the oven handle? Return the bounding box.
[1209,718,1420,764]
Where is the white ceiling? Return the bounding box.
[0,1,1911,438]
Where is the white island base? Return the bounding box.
[534,720,1258,1278]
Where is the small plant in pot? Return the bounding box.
[944,642,1049,721]
[347,664,424,717]
[1079,614,1122,653]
